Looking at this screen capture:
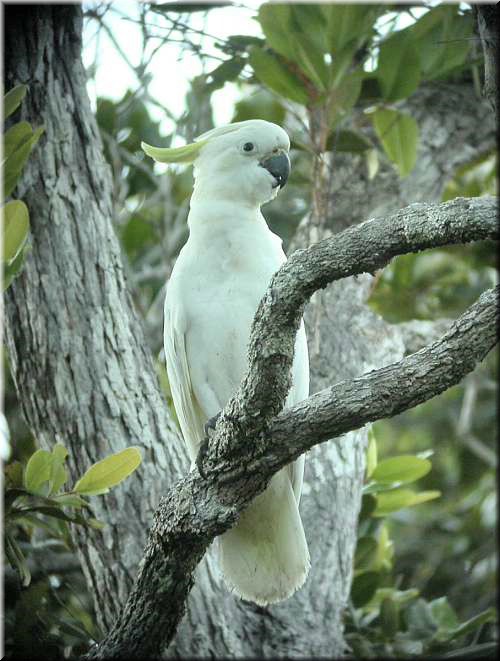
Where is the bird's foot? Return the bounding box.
[196,412,221,478]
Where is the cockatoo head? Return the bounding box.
[142,120,290,208]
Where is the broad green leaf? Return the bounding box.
[354,536,377,569]
[3,200,29,263]
[371,455,431,485]
[206,57,245,91]
[377,31,420,102]
[365,428,377,478]
[3,84,27,119]
[49,443,69,494]
[24,448,53,495]
[373,522,393,571]
[5,532,31,586]
[372,108,418,178]
[322,4,380,55]
[249,47,310,106]
[407,598,439,639]
[429,596,459,632]
[351,571,380,608]
[3,240,29,291]
[411,5,473,80]
[374,488,441,516]
[3,125,44,198]
[326,128,372,154]
[258,4,295,61]
[3,121,32,161]
[73,447,142,495]
[446,608,496,641]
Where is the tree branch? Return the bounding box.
[84,195,498,659]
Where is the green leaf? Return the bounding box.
[5,532,31,586]
[73,447,142,495]
[406,598,439,639]
[3,121,33,160]
[354,536,377,569]
[322,4,380,55]
[2,200,30,264]
[3,84,27,120]
[49,443,69,494]
[372,108,418,178]
[411,5,473,81]
[257,4,295,61]
[446,608,496,641]
[373,521,393,571]
[206,57,245,91]
[3,125,44,198]
[326,128,373,154]
[377,31,420,102]
[373,488,441,516]
[371,455,431,485]
[429,596,459,632]
[249,47,310,105]
[24,449,53,495]
[351,571,380,608]
[3,240,29,290]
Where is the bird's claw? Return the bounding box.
[196,412,221,478]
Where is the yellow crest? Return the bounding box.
[141,139,208,164]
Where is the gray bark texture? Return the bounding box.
[3,3,185,632]
[3,5,498,661]
[84,198,498,660]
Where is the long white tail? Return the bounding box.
[218,468,310,605]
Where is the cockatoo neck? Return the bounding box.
[188,184,264,234]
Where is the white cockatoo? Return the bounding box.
[142,119,310,606]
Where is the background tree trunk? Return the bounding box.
[4,6,496,659]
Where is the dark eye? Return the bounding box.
[243,142,254,152]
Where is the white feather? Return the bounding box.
[164,120,310,604]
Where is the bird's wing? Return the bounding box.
[164,304,207,461]
[286,320,310,503]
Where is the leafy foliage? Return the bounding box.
[2,84,44,289]
[3,2,496,658]
[4,443,142,587]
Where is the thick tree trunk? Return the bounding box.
[4,4,185,633]
[4,7,496,660]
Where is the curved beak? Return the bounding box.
[260,151,290,189]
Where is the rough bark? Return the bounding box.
[4,6,498,661]
[84,196,498,658]
[4,4,186,632]
[281,78,496,656]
